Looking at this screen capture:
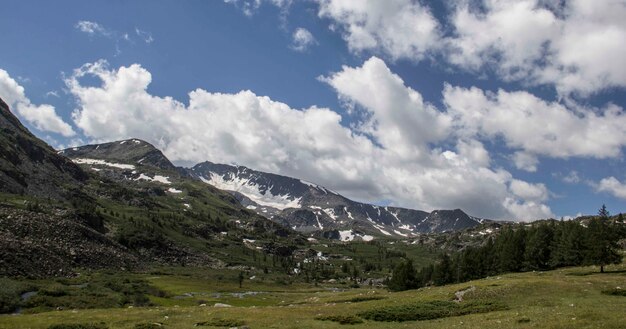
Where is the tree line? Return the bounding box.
[389,206,625,291]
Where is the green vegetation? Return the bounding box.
[359,299,507,322]
[195,318,247,327]
[315,314,364,325]
[388,205,625,291]
[1,262,625,328]
[48,323,108,329]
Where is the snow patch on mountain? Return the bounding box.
[135,173,171,184]
[338,230,375,242]
[72,158,135,170]
[201,173,301,210]
[323,208,337,221]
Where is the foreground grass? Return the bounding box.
[1,263,625,328]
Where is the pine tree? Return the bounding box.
[585,205,622,273]
[524,222,554,270]
[433,253,454,285]
[388,259,418,291]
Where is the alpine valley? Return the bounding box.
[1,95,625,329]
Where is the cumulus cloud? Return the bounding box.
[66,58,554,221]
[446,0,626,96]
[512,151,539,172]
[596,177,626,200]
[290,28,316,52]
[316,0,441,60]
[509,179,549,202]
[443,84,626,160]
[0,69,75,136]
[314,0,625,96]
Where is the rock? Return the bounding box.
[214,303,232,308]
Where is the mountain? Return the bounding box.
[60,138,177,171]
[0,97,88,200]
[189,161,485,239]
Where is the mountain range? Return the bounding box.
[61,140,485,240]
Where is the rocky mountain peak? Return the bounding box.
[60,138,176,171]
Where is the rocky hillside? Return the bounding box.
[0,97,87,200]
[0,206,137,278]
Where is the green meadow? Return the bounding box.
[1,262,624,329]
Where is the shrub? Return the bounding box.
[602,288,626,296]
[195,318,246,327]
[359,300,507,322]
[48,323,108,329]
[316,315,364,325]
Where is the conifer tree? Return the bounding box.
[585,205,621,273]
[388,259,418,291]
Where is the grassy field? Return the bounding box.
[1,262,624,329]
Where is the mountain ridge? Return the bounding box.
[62,140,485,238]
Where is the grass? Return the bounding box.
[1,263,625,328]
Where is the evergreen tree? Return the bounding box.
[388,259,418,291]
[433,253,454,285]
[585,206,622,273]
[524,222,554,270]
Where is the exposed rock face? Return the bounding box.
[0,97,88,200]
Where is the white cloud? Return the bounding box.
[135,28,154,44]
[316,0,441,61]
[596,177,626,200]
[562,170,581,184]
[75,20,154,53]
[66,58,554,221]
[509,179,549,202]
[446,0,626,96]
[443,84,626,160]
[313,0,625,96]
[512,151,539,172]
[225,0,291,16]
[290,28,316,52]
[0,69,75,137]
[75,21,111,37]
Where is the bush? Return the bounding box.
[48,323,108,329]
[316,315,364,325]
[195,318,246,327]
[602,288,626,296]
[359,300,507,322]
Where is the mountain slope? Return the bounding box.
[0,97,88,200]
[190,161,484,238]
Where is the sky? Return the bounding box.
[0,0,625,221]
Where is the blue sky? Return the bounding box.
[0,0,624,220]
